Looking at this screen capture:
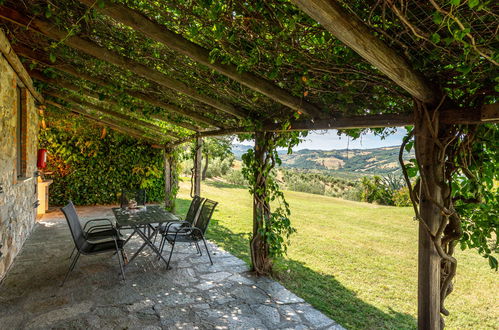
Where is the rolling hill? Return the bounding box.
[232,144,414,175]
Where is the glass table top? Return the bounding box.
[112,205,179,227]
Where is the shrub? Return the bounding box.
[287,179,325,195]
[359,176,394,205]
[342,184,363,201]
[393,187,412,206]
[222,169,248,186]
[205,156,234,178]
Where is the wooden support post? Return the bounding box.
[250,131,272,275]
[414,105,443,330]
[164,148,176,212]
[193,137,202,196]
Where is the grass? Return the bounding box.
[176,179,498,329]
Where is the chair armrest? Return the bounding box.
[172,225,203,235]
[163,220,190,233]
[169,226,204,242]
[86,225,116,234]
[83,218,114,231]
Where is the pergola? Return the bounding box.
[0,1,497,329]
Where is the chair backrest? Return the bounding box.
[193,199,218,238]
[61,201,86,251]
[119,189,147,208]
[185,195,205,226]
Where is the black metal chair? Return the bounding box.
[61,201,126,286]
[157,195,205,255]
[119,189,147,209]
[161,199,218,269]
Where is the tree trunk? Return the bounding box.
[250,131,273,275]
[414,104,444,330]
[193,137,202,196]
[164,148,178,213]
[202,152,209,180]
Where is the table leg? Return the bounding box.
[135,226,171,268]
[124,225,170,269]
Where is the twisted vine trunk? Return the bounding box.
[415,105,444,330]
[251,131,273,275]
[412,100,462,329]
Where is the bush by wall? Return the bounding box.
[39,118,165,206]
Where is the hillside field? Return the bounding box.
[176,180,498,330]
[232,144,415,175]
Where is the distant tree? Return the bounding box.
[202,137,234,180]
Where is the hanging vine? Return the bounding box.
[241,129,304,275]
[399,100,498,327]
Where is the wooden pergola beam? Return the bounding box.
[167,105,499,147]
[0,28,44,103]
[29,69,202,133]
[44,90,179,140]
[0,6,247,118]
[46,100,160,143]
[13,43,223,129]
[290,0,438,104]
[78,0,324,118]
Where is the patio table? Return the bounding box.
[112,205,179,268]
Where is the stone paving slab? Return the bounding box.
[0,206,345,329]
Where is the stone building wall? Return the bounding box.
[0,52,39,281]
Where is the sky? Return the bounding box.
[236,128,408,151]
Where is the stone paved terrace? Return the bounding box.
[0,205,344,329]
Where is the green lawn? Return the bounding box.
[176,179,498,329]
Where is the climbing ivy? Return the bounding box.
[39,111,166,206]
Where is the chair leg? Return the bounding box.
[201,237,213,265]
[114,241,126,281]
[195,241,202,256]
[158,235,166,259]
[61,251,80,287]
[68,246,76,260]
[166,239,176,270]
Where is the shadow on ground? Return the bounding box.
[204,180,248,190]
[175,197,417,330]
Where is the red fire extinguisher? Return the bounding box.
[37,149,47,169]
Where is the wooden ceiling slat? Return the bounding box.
[29,69,201,133]
[78,0,324,118]
[12,43,221,129]
[46,100,161,143]
[45,90,179,140]
[0,6,247,118]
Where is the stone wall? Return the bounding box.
[0,53,39,281]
